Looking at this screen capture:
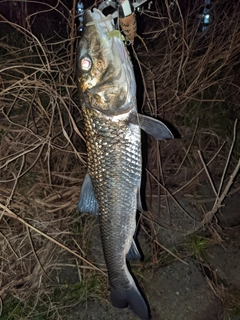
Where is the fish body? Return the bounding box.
[81,104,144,310]
[76,9,174,319]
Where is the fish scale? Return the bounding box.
[82,105,141,289]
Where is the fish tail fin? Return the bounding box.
[110,282,151,319]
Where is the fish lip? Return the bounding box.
[84,9,112,40]
[85,10,128,65]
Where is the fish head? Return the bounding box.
[76,9,136,115]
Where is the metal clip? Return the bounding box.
[96,0,151,44]
[77,1,84,32]
[98,0,117,12]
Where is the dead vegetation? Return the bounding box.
[0,0,239,318]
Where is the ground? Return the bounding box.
[56,191,240,320]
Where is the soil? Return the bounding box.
[57,191,240,320]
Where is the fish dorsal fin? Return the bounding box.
[130,113,174,141]
[137,187,143,211]
[126,239,141,261]
[77,173,99,215]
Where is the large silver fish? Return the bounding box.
[76,8,174,319]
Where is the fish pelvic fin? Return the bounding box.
[110,283,151,319]
[77,172,99,215]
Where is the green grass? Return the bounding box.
[188,235,210,259]
[1,274,107,320]
[223,287,240,319]
[1,297,49,320]
[53,274,107,303]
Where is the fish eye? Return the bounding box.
[79,55,92,72]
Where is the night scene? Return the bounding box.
[0,1,240,319]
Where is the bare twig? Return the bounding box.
[0,203,106,276]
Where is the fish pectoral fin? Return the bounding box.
[127,239,141,261]
[130,113,174,141]
[77,172,99,215]
[110,282,150,319]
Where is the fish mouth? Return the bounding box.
[83,9,128,65]
[84,9,113,42]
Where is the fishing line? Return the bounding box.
[85,11,118,26]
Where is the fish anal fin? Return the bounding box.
[77,172,99,215]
